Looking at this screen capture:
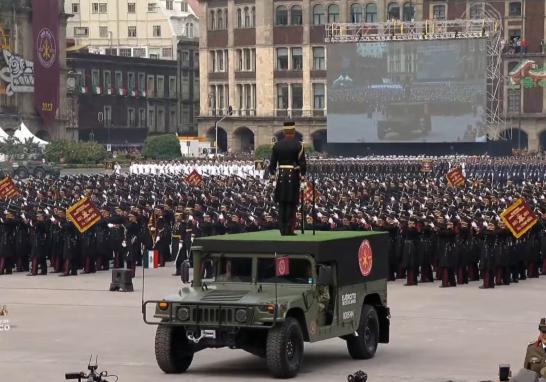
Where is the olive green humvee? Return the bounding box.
[143,230,390,379]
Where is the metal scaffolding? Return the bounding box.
[325,18,505,140]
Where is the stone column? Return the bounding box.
[255,0,274,117]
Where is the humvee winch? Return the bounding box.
[143,230,390,378]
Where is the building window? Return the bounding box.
[251,7,256,27]
[469,3,483,19]
[153,25,161,37]
[128,108,136,127]
[99,26,108,38]
[313,4,325,25]
[366,3,377,22]
[432,4,446,20]
[313,47,325,70]
[157,107,165,131]
[292,48,303,70]
[169,109,177,131]
[138,73,145,92]
[104,105,112,126]
[187,23,194,37]
[148,107,155,129]
[351,4,362,23]
[276,6,288,26]
[237,8,242,28]
[92,3,98,13]
[74,27,89,37]
[509,1,522,17]
[99,3,107,13]
[245,49,253,70]
[387,2,400,20]
[291,84,303,113]
[128,26,137,37]
[119,48,131,57]
[147,75,155,97]
[183,50,190,64]
[209,10,215,30]
[217,50,225,71]
[403,2,415,21]
[169,76,176,98]
[148,2,157,12]
[72,3,79,13]
[291,5,303,25]
[313,83,325,110]
[139,108,146,127]
[217,9,224,29]
[236,49,243,70]
[128,72,136,92]
[276,48,288,70]
[507,88,520,113]
[166,0,174,10]
[328,4,339,23]
[128,2,136,13]
[162,47,172,58]
[244,7,251,27]
[157,76,165,97]
[224,9,228,29]
[133,48,146,57]
[115,71,123,90]
[277,84,289,109]
[103,70,111,91]
[91,69,100,87]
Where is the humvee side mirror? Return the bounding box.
[317,265,333,286]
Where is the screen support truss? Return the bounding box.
[325,19,505,140]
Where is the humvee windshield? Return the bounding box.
[205,254,313,284]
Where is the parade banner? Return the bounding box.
[446,167,465,187]
[186,169,203,187]
[500,198,538,239]
[32,0,60,128]
[0,177,18,199]
[420,160,433,173]
[66,197,101,234]
[303,182,316,205]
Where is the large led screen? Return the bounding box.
[327,39,488,143]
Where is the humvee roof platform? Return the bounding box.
[143,230,390,378]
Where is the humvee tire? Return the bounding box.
[33,167,45,178]
[266,317,304,378]
[15,168,28,179]
[155,323,193,373]
[346,304,379,360]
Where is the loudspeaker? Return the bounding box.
[109,268,134,292]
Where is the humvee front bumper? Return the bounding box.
[142,300,280,328]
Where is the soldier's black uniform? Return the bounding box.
[29,218,49,275]
[268,124,306,236]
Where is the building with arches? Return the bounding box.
[198,0,546,153]
[66,0,199,59]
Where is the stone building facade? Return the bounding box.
[0,0,71,141]
[198,0,546,152]
[67,52,179,146]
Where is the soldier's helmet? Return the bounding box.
[539,318,546,332]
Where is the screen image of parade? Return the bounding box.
[327,39,488,143]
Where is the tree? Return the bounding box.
[143,134,181,160]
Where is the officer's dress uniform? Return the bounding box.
[268,124,306,236]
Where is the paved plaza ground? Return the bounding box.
[0,265,543,382]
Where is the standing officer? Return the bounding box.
[268,121,306,236]
[524,318,546,378]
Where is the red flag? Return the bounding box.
[446,167,465,188]
[275,256,290,277]
[186,169,203,187]
[500,198,538,239]
[0,177,18,199]
[66,197,101,233]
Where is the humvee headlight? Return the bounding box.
[235,308,248,323]
[177,307,190,321]
[158,301,169,311]
[258,304,276,314]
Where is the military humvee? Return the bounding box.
[0,157,60,179]
[143,230,390,379]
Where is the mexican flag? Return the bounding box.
[117,87,127,96]
[129,88,137,97]
[145,250,159,269]
[79,86,88,94]
[139,89,147,97]
[92,85,102,95]
[106,86,114,95]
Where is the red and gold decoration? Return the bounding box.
[500,198,538,239]
[0,177,18,199]
[66,197,101,234]
[446,167,466,188]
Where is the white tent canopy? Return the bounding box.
[13,122,49,146]
[0,127,9,143]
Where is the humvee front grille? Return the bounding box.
[201,290,247,302]
[192,306,235,324]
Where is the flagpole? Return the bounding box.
[300,187,305,235]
